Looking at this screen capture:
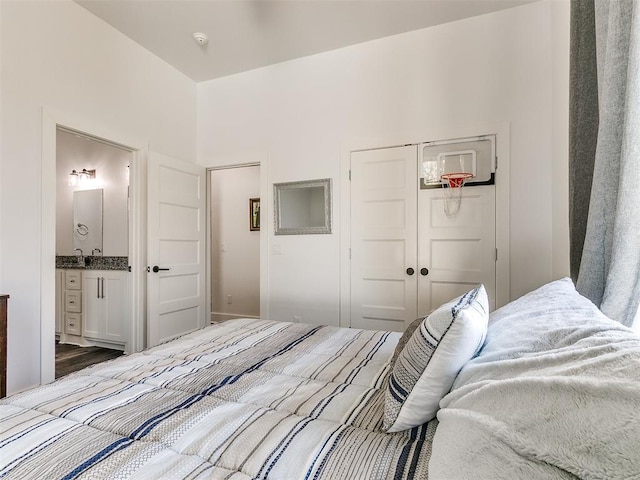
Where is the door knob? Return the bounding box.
[420,267,429,276]
[152,266,170,273]
[406,267,415,275]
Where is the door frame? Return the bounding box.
[339,122,511,328]
[205,159,270,322]
[41,107,148,384]
[207,163,262,323]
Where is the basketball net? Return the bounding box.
[441,172,473,217]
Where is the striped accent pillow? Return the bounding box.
[388,315,425,367]
[383,285,489,433]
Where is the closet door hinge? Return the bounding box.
[495,248,498,262]
[349,248,352,259]
[349,170,352,181]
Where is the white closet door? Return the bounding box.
[350,145,418,332]
[417,186,496,315]
[147,152,206,347]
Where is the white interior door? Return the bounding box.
[147,152,206,347]
[350,146,418,332]
[417,186,496,315]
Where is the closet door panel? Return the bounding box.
[417,186,496,316]
[350,146,418,332]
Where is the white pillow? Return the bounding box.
[382,285,489,433]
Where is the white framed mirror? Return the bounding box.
[274,178,332,235]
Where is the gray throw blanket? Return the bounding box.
[429,278,640,479]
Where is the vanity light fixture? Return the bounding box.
[69,168,96,187]
[68,170,79,186]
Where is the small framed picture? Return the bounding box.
[249,198,260,231]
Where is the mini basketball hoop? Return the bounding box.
[441,172,473,216]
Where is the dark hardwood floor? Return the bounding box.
[55,343,124,379]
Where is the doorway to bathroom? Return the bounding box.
[54,127,133,377]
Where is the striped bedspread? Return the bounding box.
[1,319,435,479]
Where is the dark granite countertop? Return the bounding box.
[56,256,129,271]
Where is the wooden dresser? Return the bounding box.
[0,294,8,398]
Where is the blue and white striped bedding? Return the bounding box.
[1,319,435,479]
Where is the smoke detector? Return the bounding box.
[193,32,208,46]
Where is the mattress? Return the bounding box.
[1,319,435,479]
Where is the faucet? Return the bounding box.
[74,248,84,264]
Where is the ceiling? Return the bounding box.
[75,0,537,83]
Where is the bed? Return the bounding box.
[1,278,639,479]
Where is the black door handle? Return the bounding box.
[152,266,170,273]
[406,267,415,276]
[420,267,429,276]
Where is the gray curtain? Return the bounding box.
[571,0,640,327]
[569,0,599,281]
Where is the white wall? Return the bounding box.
[0,0,197,394]
[197,1,570,326]
[551,0,571,280]
[210,166,261,320]
[56,130,131,256]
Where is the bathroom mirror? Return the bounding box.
[274,178,332,235]
[73,189,103,255]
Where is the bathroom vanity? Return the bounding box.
[56,257,129,351]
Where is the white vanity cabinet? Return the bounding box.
[54,269,84,336]
[82,270,128,345]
